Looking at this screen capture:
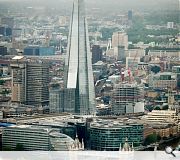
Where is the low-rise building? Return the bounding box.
[90,119,143,151]
[2,125,82,151]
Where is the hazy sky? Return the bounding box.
[0,0,178,11]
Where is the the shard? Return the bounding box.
[64,0,95,115]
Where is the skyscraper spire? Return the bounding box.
[64,0,95,115]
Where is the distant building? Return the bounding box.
[92,45,102,64]
[167,22,174,29]
[0,46,7,56]
[149,72,177,90]
[144,110,178,123]
[39,47,55,56]
[128,10,133,21]
[117,46,125,61]
[24,46,55,56]
[148,50,180,58]
[126,57,140,70]
[1,17,14,28]
[125,48,145,58]
[172,66,180,88]
[24,46,39,56]
[92,61,107,75]
[0,26,12,37]
[112,32,128,50]
[11,56,49,106]
[90,119,143,151]
[49,84,64,113]
[111,83,144,115]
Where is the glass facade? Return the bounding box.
[90,123,143,151]
[64,0,95,115]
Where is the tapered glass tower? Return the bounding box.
[64,0,95,115]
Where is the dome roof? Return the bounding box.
[49,131,74,151]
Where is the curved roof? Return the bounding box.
[49,131,74,151]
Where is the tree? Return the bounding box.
[144,133,158,145]
[151,65,161,74]
[154,106,161,110]
[3,146,12,151]
[15,143,24,151]
[0,80,5,85]
[162,105,169,110]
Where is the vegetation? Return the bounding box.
[154,106,161,110]
[162,105,169,110]
[2,144,24,151]
[151,65,161,74]
[127,12,179,44]
[0,80,5,85]
[144,133,160,145]
[0,89,10,96]
[15,143,24,151]
[99,27,119,40]
[3,146,12,151]
[144,11,179,25]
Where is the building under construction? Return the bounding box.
[111,82,144,115]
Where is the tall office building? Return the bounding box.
[11,56,49,106]
[1,17,14,29]
[64,0,95,115]
[112,32,128,50]
[0,46,7,56]
[128,10,133,21]
[49,84,64,113]
[92,45,102,64]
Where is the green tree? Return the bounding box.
[151,65,161,74]
[144,133,158,145]
[162,105,169,110]
[15,143,24,151]
[0,80,5,85]
[3,146,12,151]
[154,106,161,110]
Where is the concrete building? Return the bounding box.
[128,10,133,21]
[117,46,125,61]
[148,50,180,58]
[49,84,64,113]
[149,72,177,90]
[125,48,145,58]
[172,66,180,89]
[90,119,143,151]
[126,57,140,70]
[0,26,12,37]
[112,32,128,50]
[1,17,14,28]
[143,110,178,124]
[91,45,102,64]
[111,83,144,115]
[0,46,7,56]
[63,0,95,115]
[11,56,49,106]
[24,46,55,56]
[167,22,174,29]
[2,125,82,151]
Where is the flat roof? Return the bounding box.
[12,56,24,60]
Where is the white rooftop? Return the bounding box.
[12,56,24,60]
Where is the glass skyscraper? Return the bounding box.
[64,0,95,115]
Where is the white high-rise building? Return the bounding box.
[112,32,128,51]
